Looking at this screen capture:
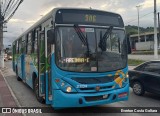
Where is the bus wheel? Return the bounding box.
[34,78,45,104]
[16,67,22,81]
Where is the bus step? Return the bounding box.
[39,93,45,97]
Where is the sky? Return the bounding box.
[3,0,160,46]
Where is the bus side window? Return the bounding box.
[26,35,28,54]
[19,39,22,54]
[34,31,38,53]
[16,41,19,54]
[31,30,35,53]
[31,30,38,54]
[22,37,25,54]
[27,33,32,54]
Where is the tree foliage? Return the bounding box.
[125,25,154,35]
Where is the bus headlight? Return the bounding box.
[55,78,77,93]
[66,86,72,92]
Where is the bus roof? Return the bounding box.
[14,7,123,42]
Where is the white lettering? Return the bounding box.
[121,109,133,112]
[145,109,157,113]
[134,109,144,112]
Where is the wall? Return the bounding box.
[135,41,154,50]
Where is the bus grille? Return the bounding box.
[84,95,110,102]
[71,75,118,84]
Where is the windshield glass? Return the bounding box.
[55,26,127,72]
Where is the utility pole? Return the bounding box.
[0,0,23,68]
[136,5,142,42]
[154,0,158,59]
[0,1,4,68]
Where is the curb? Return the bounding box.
[0,69,26,116]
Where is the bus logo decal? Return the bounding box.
[95,86,100,91]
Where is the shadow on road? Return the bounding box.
[142,92,160,101]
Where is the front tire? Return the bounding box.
[34,78,45,104]
[132,81,145,96]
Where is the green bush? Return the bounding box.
[128,59,145,66]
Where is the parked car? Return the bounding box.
[129,60,160,96]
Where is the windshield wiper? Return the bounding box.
[98,26,113,51]
[74,25,90,57]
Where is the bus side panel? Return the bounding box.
[14,55,18,73]
[12,60,16,72]
[25,55,32,88]
[21,54,25,80]
[25,55,39,89]
[17,54,25,80]
[12,45,16,72]
[17,55,23,78]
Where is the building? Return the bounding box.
[129,32,160,51]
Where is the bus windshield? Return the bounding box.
[56,26,127,72]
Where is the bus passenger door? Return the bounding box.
[46,28,52,104]
[38,31,45,98]
[38,29,52,104]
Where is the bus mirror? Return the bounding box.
[127,36,131,54]
[47,29,55,44]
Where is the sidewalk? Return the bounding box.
[0,68,22,116]
[0,69,17,107]
[128,54,160,61]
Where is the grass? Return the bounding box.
[128,59,145,66]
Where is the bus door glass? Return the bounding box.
[38,31,45,97]
[46,28,52,101]
[38,27,52,103]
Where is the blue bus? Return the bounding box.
[12,8,131,109]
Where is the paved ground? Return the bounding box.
[128,55,160,61]
[0,61,160,116]
[0,67,22,116]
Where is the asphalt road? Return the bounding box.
[2,61,160,116]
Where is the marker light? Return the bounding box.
[61,82,65,87]
[126,73,129,78]
[55,79,60,83]
[66,86,72,92]
[118,92,128,98]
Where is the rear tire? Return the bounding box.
[16,67,22,81]
[34,78,45,104]
[132,81,145,96]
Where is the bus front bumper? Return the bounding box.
[52,83,129,109]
